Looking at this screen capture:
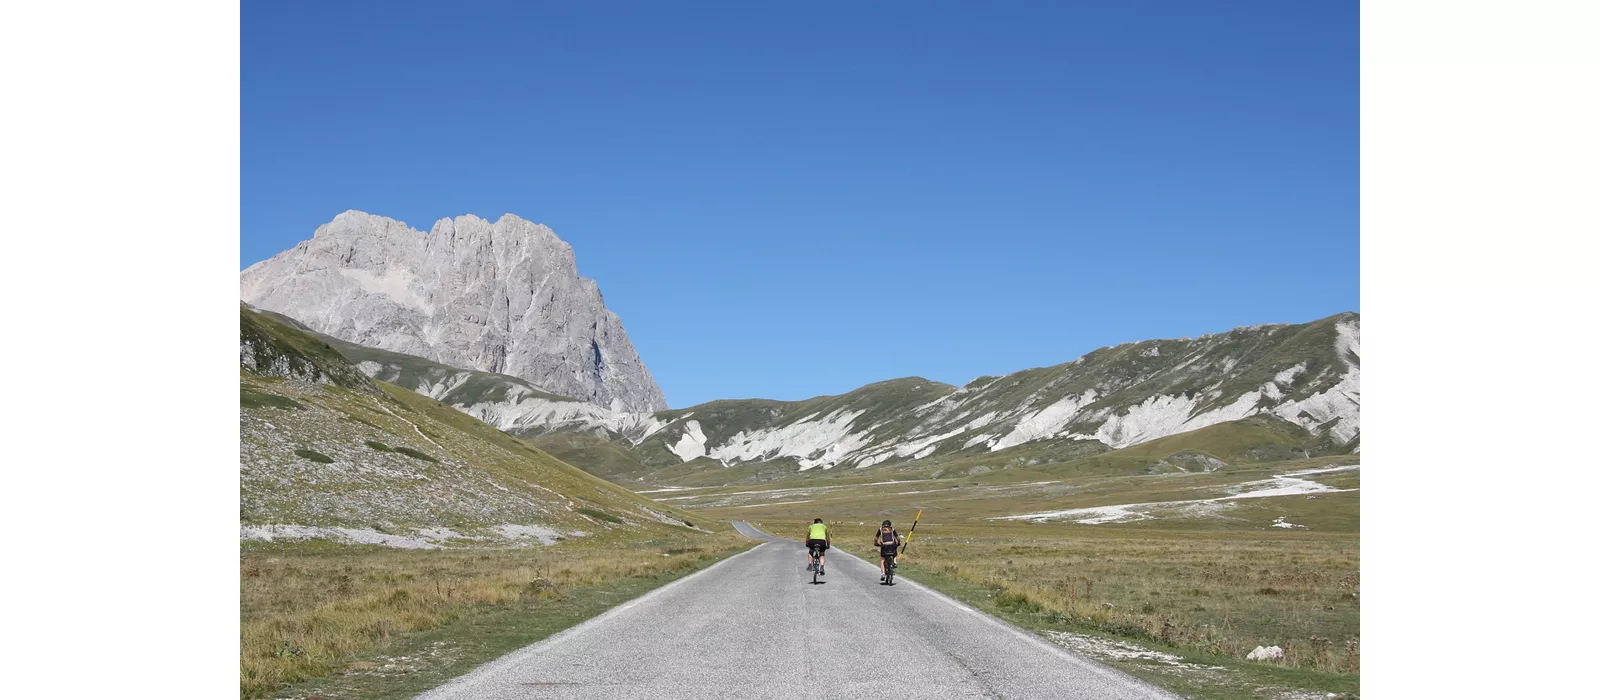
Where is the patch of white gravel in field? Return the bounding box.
[241,524,445,549]
[240,523,577,548]
[991,466,1360,524]
[490,524,564,544]
[729,499,815,509]
[1045,631,1227,671]
[1222,471,1351,499]
[689,480,912,502]
[1282,464,1360,477]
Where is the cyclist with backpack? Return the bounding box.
[805,518,830,576]
[874,520,901,582]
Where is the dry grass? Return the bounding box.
[240,533,748,698]
[829,521,1359,674]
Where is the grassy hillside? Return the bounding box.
[241,303,376,392]
[240,305,703,545]
[327,334,580,408]
[528,431,655,481]
[251,305,584,408]
[571,313,1356,485]
[1117,414,1319,461]
[1027,414,1332,478]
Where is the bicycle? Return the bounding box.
[808,543,825,585]
[881,549,898,586]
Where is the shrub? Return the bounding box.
[294,449,333,463]
[994,591,1044,615]
[365,441,393,452]
[394,446,437,463]
[577,507,623,524]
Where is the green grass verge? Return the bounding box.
[267,561,737,700]
[244,537,754,699]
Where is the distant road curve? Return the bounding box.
[416,521,1180,699]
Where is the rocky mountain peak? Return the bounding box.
[240,211,668,412]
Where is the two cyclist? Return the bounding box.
[805,517,830,576]
[801,518,903,582]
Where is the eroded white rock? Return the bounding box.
[1246,645,1285,662]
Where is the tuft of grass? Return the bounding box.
[365,440,393,452]
[241,387,303,410]
[393,446,437,463]
[577,507,623,524]
[294,448,334,463]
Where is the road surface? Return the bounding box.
[416,521,1180,699]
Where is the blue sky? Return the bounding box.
[243,1,1357,408]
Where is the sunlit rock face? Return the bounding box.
[241,210,668,412]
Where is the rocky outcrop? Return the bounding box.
[239,303,378,392]
[240,211,667,412]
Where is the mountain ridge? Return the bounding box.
[285,307,1359,482]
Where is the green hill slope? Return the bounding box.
[239,305,703,547]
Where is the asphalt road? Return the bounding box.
[415,522,1180,699]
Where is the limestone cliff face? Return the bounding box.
[241,210,667,412]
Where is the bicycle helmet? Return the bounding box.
[882,520,892,527]
[813,518,823,523]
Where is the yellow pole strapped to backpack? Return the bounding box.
[899,509,924,560]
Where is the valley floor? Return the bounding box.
[665,458,1359,699]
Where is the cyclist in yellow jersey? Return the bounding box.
[804,518,831,575]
